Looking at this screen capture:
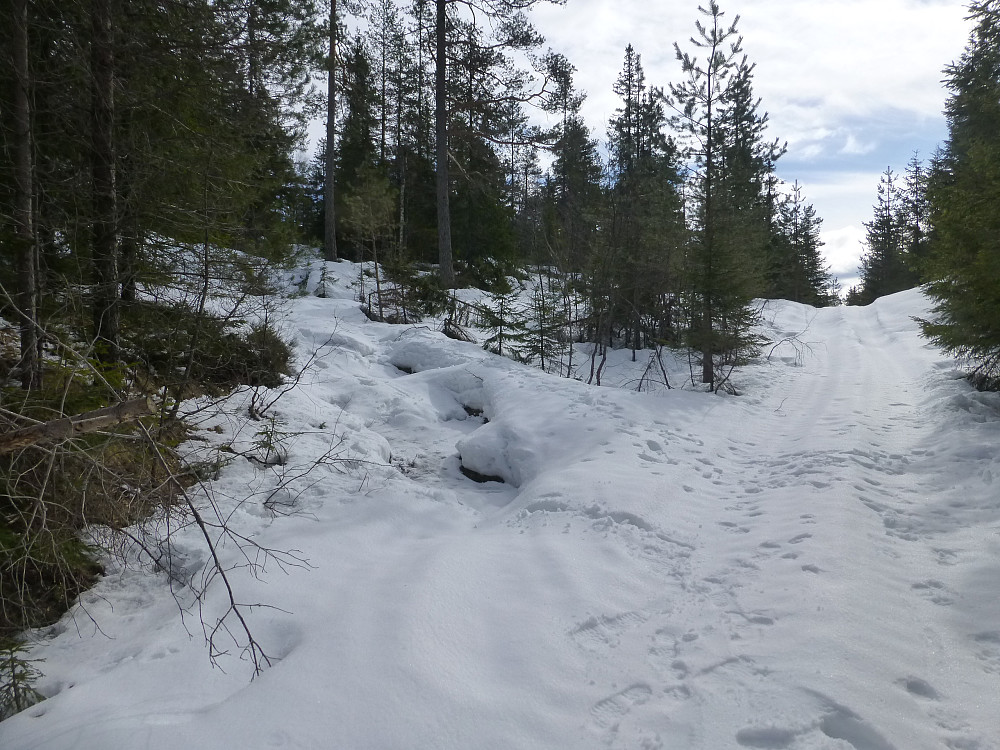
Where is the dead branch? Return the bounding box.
[0,397,156,454]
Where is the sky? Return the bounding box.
[528,0,974,290]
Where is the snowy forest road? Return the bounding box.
[354,291,1000,750]
[1,285,998,750]
[640,294,1000,750]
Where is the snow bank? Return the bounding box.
[3,277,999,750]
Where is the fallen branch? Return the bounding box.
[0,397,156,454]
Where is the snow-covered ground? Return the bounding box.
[2,262,999,750]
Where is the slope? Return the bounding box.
[0,266,997,750]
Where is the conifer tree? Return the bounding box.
[523,269,570,373]
[603,46,686,355]
[921,0,1000,385]
[901,153,931,273]
[716,55,785,292]
[325,0,342,261]
[338,39,379,188]
[0,0,322,369]
[90,0,120,362]
[431,0,565,287]
[6,0,40,387]
[482,287,529,360]
[856,167,917,303]
[435,0,455,286]
[770,182,836,305]
[671,1,769,388]
[542,53,602,272]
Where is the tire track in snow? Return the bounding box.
[688,300,999,750]
[541,297,998,750]
[313,297,997,750]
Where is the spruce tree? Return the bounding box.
[771,182,835,306]
[901,153,931,274]
[856,167,916,303]
[324,0,342,261]
[482,287,529,360]
[921,0,1000,385]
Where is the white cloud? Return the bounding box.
[840,133,877,156]
[821,224,866,282]
[529,0,971,239]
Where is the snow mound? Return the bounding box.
[3,270,999,750]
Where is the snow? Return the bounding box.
[2,261,999,750]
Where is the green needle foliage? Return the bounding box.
[921,1,1000,387]
[0,642,44,720]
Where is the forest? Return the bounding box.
[1,0,1000,723]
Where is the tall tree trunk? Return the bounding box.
[119,202,138,302]
[435,0,454,288]
[324,0,339,261]
[91,0,120,362]
[12,0,40,389]
[247,3,258,99]
[701,72,715,386]
[119,108,137,304]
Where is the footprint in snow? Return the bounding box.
[933,548,959,566]
[570,611,647,651]
[590,684,653,729]
[719,521,750,533]
[911,580,955,606]
[731,611,776,626]
[972,631,1000,674]
[819,708,898,750]
[735,725,800,748]
[896,676,940,701]
[804,690,899,750]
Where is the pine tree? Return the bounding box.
[921,0,1000,385]
[602,46,686,355]
[671,1,769,388]
[6,0,41,387]
[432,0,565,287]
[542,53,602,272]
